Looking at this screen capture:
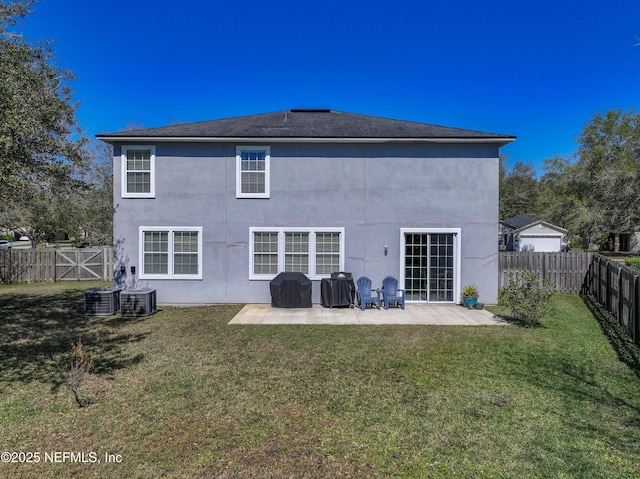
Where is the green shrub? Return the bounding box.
[498,271,555,326]
[625,258,640,272]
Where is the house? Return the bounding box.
[499,214,567,252]
[97,109,515,305]
[604,231,640,253]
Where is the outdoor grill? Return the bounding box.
[320,272,355,307]
[269,272,312,308]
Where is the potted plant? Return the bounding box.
[462,284,479,308]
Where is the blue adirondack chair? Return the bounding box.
[356,276,380,311]
[382,276,405,310]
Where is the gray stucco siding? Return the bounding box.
[112,141,500,305]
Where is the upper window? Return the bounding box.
[122,146,155,198]
[139,226,202,280]
[236,146,270,198]
[250,228,344,280]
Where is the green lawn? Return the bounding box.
[1,282,639,478]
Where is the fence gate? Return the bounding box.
[55,248,110,281]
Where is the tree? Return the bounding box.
[533,108,640,250]
[499,108,640,250]
[536,155,585,229]
[499,159,539,220]
[573,108,640,235]
[0,0,88,237]
[68,141,113,246]
[6,176,76,247]
[4,140,113,247]
[537,155,596,249]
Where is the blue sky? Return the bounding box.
[17,0,640,173]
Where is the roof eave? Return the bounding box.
[96,135,516,145]
[513,221,568,234]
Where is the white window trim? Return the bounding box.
[139,226,203,280]
[400,228,461,304]
[121,145,156,198]
[249,227,345,280]
[236,146,270,198]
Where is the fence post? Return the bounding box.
[103,246,108,281]
[635,274,640,345]
[618,268,624,328]
[630,272,637,343]
[591,255,597,299]
[600,256,606,306]
[606,261,611,312]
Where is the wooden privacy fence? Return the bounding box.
[499,251,640,346]
[498,252,593,294]
[583,254,640,345]
[0,247,114,284]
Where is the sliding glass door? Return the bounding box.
[402,229,460,303]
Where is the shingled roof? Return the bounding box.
[501,214,538,229]
[97,109,516,144]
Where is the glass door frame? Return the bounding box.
[399,228,462,304]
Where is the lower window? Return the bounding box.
[250,228,344,279]
[139,226,202,279]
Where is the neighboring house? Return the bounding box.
[97,109,515,305]
[605,231,640,253]
[499,214,567,252]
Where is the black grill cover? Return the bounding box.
[269,272,312,308]
[321,272,355,307]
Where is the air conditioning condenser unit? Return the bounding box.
[84,287,121,316]
[120,288,157,317]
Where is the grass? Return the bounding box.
[1,282,640,478]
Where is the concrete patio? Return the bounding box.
[230,303,508,326]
